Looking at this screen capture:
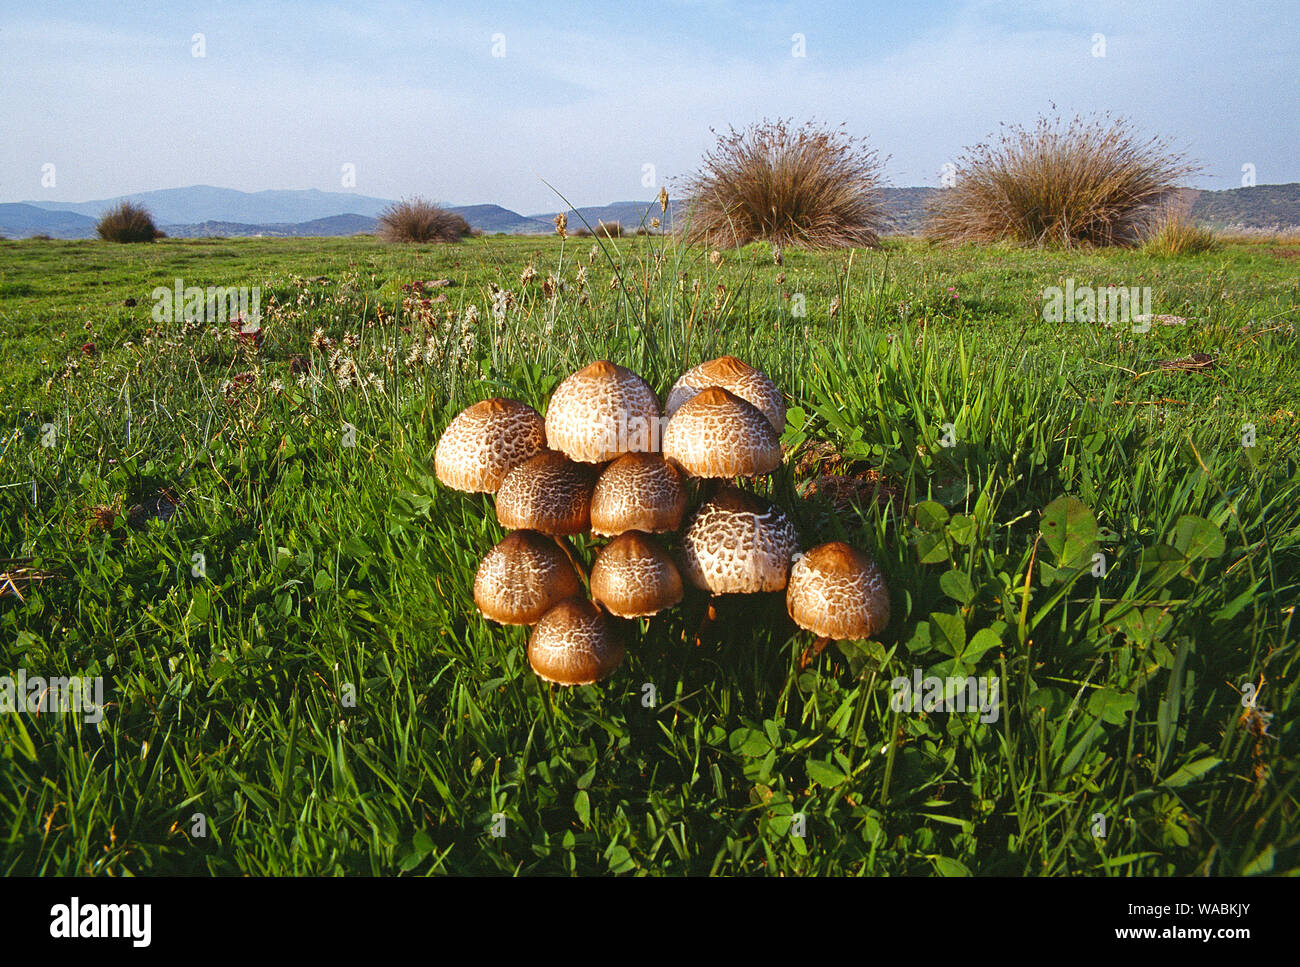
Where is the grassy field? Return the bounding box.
[1,231,1297,875]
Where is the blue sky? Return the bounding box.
[2,0,1296,211]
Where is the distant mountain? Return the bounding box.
[0,203,99,239]
[5,183,1296,240]
[19,185,395,226]
[449,205,552,235]
[528,200,678,233]
[1187,183,1300,229]
[879,187,939,235]
[161,213,380,238]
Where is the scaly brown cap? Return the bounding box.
[786,541,890,640]
[589,452,686,537]
[590,531,684,618]
[665,356,786,433]
[434,398,547,493]
[544,361,661,464]
[679,486,800,594]
[662,387,782,478]
[495,450,597,536]
[473,530,585,626]
[528,597,625,685]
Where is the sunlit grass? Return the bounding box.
[0,231,1296,875]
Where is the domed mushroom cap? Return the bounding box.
[590,531,684,618]
[473,530,584,626]
[786,542,890,640]
[545,361,661,464]
[680,487,801,594]
[528,598,625,685]
[496,450,597,536]
[666,356,786,433]
[434,398,547,493]
[589,452,686,537]
[662,387,783,479]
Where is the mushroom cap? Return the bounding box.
[786,542,890,640]
[528,597,625,685]
[665,356,786,433]
[590,531,684,618]
[589,452,686,537]
[473,530,585,626]
[434,398,547,494]
[545,360,662,464]
[495,450,597,536]
[662,387,783,479]
[680,486,801,594]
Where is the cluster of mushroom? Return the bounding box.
[433,355,890,686]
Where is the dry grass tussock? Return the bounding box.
[377,197,472,243]
[679,118,886,250]
[926,113,1197,247]
[1142,192,1220,255]
[96,201,165,243]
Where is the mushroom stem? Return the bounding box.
[797,636,832,670]
[551,534,588,585]
[692,598,718,647]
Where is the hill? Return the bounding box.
[448,205,552,235]
[528,200,676,233]
[20,185,394,226]
[6,183,1298,240]
[1187,183,1300,229]
[0,203,99,239]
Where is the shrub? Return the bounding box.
[96,201,163,243]
[377,197,471,243]
[679,118,886,249]
[1142,196,1220,255]
[926,113,1196,247]
[596,221,623,238]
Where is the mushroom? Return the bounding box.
[473,530,585,626]
[662,387,782,480]
[680,486,800,595]
[528,597,625,686]
[434,398,546,493]
[545,360,661,464]
[665,356,786,433]
[786,541,890,668]
[495,450,598,536]
[589,452,686,538]
[589,531,683,619]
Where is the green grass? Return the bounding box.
[1,232,1297,875]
